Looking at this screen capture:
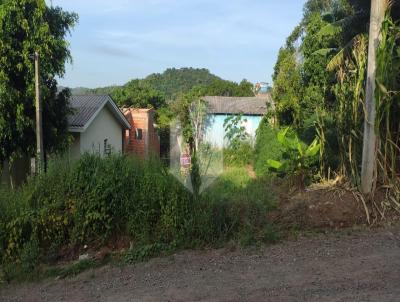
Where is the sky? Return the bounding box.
[48,0,307,88]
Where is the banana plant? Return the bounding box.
[267,127,320,188]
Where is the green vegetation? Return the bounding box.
[71,68,254,103]
[223,114,253,166]
[224,114,250,149]
[267,128,320,188]
[111,79,166,109]
[254,119,283,177]
[70,68,254,113]
[190,78,255,98]
[201,167,278,246]
[270,0,400,195]
[0,154,276,281]
[144,68,221,99]
[0,0,77,163]
[7,0,400,285]
[70,68,255,160]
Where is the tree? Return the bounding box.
[197,78,254,97]
[0,0,78,164]
[111,79,165,109]
[144,68,221,99]
[223,113,250,150]
[303,0,334,22]
[272,0,400,193]
[272,47,303,126]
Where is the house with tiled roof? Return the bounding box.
[68,95,131,159]
[201,94,272,147]
[2,95,132,186]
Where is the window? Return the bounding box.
[104,139,111,156]
[135,128,143,140]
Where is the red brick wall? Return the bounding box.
[122,108,160,158]
[147,111,160,157]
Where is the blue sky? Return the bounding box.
[49,0,306,88]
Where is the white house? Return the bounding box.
[68,95,131,159]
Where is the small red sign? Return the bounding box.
[180,153,191,167]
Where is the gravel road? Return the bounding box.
[1,227,400,302]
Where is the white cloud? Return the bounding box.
[92,44,134,58]
[48,0,185,15]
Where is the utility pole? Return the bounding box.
[35,51,44,174]
[360,0,387,195]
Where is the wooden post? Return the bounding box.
[361,0,387,195]
[35,52,44,174]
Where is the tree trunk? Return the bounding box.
[360,0,387,195]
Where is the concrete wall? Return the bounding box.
[80,106,123,156]
[69,132,81,160]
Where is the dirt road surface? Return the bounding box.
[1,227,400,302]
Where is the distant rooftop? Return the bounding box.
[202,95,272,115]
[68,95,130,132]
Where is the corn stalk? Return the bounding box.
[375,10,400,208]
[328,35,367,184]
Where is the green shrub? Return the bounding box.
[0,154,277,280]
[124,243,170,263]
[254,119,284,176]
[223,114,254,167]
[20,236,40,274]
[70,154,129,243]
[1,235,40,282]
[198,167,277,244]
[297,113,341,176]
[0,155,194,264]
[223,143,253,167]
[267,127,320,188]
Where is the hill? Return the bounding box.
[66,67,255,109]
[69,68,222,99]
[144,67,221,99]
[69,86,118,96]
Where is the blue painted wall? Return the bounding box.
[204,114,263,148]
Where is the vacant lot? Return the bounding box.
[1,227,400,302]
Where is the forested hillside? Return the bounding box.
[144,68,221,98]
[70,68,219,98]
[69,67,254,108]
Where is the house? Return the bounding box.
[255,82,270,95]
[68,95,131,159]
[202,95,272,148]
[122,108,160,158]
[1,95,131,186]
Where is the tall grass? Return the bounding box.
[253,118,283,177]
[325,34,367,184]
[198,166,278,246]
[0,154,276,279]
[320,8,400,196]
[375,13,400,187]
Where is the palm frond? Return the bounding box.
[317,23,342,37]
[312,48,337,57]
[326,33,366,71]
